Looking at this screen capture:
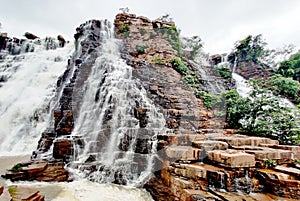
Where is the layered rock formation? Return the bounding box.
[113,13,300,200]
[2,13,300,201]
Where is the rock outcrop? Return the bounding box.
[114,13,300,200]
[2,13,299,201]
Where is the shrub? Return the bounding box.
[168,57,189,76]
[10,163,22,172]
[118,24,130,37]
[139,28,147,36]
[149,31,156,39]
[264,159,276,168]
[215,67,232,79]
[136,45,149,54]
[184,75,196,87]
[267,74,300,103]
[161,25,183,57]
[153,56,164,65]
[195,91,221,109]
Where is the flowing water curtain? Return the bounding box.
[70,21,166,186]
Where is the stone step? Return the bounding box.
[207,149,255,168]
[165,146,200,161]
[181,189,221,201]
[275,166,300,178]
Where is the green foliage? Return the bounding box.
[239,78,300,144]
[295,159,300,165]
[139,28,147,36]
[181,36,203,60]
[10,163,22,172]
[267,74,300,103]
[278,53,300,81]
[234,34,266,64]
[184,75,196,87]
[153,56,164,65]
[195,91,221,109]
[8,187,17,196]
[264,159,277,168]
[161,25,183,57]
[215,67,232,79]
[118,24,130,37]
[220,89,250,128]
[149,31,156,39]
[136,45,149,54]
[168,57,189,76]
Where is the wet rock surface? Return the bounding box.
[113,13,300,200]
[2,13,299,201]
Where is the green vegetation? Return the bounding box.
[195,91,221,109]
[184,75,196,87]
[161,25,183,57]
[168,57,189,76]
[220,89,250,128]
[10,163,22,172]
[278,53,300,81]
[295,159,300,165]
[117,24,130,37]
[215,67,232,79]
[136,45,149,54]
[234,34,266,64]
[149,31,156,39]
[181,36,203,60]
[267,74,300,103]
[139,28,147,36]
[264,159,277,168]
[8,186,17,196]
[153,56,164,65]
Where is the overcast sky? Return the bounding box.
[0,0,299,54]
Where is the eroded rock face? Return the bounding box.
[114,13,300,200]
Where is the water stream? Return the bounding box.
[70,22,165,186]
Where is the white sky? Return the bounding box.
[0,0,300,54]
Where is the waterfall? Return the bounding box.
[232,73,251,98]
[70,22,165,186]
[0,39,72,156]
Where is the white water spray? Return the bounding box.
[0,40,73,156]
[71,22,165,186]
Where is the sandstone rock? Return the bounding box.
[165,146,199,161]
[0,186,3,196]
[245,148,294,162]
[207,149,255,168]
[192,140,228,150]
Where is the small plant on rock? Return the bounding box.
[136,45,149,54]
[168,57,189,76]
[139,28,147,36]
[10,163,22,172]
[264,159,277,168]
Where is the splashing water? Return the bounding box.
[70,22,165,186]
[0,40,73,156]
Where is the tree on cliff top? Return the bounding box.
[234,34,267,64]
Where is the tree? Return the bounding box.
[181,36,203,60]
[278,52,300,81]
[234,34,267,64]
[239,78,300,144]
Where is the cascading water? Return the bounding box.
[0,38,72,156]
[70,21,165,186]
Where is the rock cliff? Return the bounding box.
[1,13,300,201]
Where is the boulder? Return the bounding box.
[24,32,38,40]
[57,35,66,47]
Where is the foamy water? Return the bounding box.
[0,42,73,156]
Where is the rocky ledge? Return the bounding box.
[114,13,300,200]
[1,13,299,201]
